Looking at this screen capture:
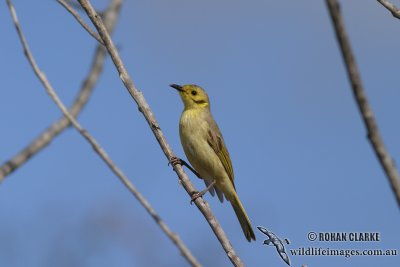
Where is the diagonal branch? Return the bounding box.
[5,1,201,266]
[76,0,245,266]
[377,0,400,19]
[326,0,400,208]
[0,0,120,182]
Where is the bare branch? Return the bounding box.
[326,0,400,208]
[0,0,119,181]
[5,1,201,266]
[377,0,400,19]
[57,0,104,45]
[76,0,245,265]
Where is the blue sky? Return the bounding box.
[1,0,399,266]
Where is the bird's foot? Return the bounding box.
[190,191,203,205]
[168,157,202,179]
[168,156,182,167]
[189,180,216,205]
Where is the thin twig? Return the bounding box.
[0,0,119,181]
[76,0,245,266]
[377,0,400,19]
[326,0,400,208]
[63,0,85,11]
[57,0,104,44]
[5,1,201,266]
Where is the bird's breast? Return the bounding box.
[179,109,225,180]
[179,110,208,156]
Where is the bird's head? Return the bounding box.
[170,84,210,110]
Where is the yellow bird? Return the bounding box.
[170,84,256,242]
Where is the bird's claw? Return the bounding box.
[169,157,202,179]
[168,156,182,167]
[190,191,203,205]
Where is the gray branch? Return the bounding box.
[76,0,245,265]
[326,0,400,208]
[5,0,201,266]
[0,0,119,181]
[377,0,400,19]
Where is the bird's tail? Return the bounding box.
[229,191,256,242]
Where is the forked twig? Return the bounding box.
[57,0,104,44]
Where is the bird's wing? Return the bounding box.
[205,116,235,188]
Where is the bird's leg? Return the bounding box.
[190,180,216,205]
[169,157,201,179]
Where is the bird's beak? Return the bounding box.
[170,84,184,92]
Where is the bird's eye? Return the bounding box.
[191,90,197,96]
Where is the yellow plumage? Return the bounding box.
[170,84,256,242]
